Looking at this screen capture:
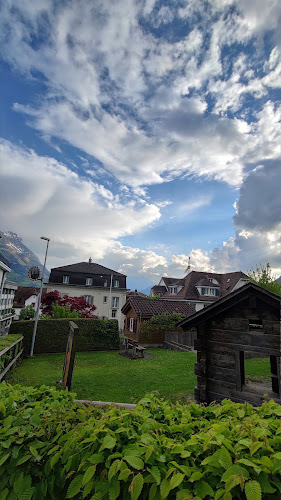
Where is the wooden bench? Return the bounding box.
[124,337,147,359]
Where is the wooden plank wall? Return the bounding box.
[194,295,281,406]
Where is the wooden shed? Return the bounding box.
[178,283,281,406]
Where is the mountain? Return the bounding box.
[0,231,49,287]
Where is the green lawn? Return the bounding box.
[8,349,197,404]
[7,350,272,404]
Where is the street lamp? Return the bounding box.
[30,236,50,356]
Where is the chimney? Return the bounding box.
[89,257,92,264]
[135,289,137,292]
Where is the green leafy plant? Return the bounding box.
[1,385,281,499]
[19,305,35,321]
[141,312,185,339]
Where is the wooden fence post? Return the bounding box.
[62,321,78,391]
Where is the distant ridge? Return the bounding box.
[0,231,49,287]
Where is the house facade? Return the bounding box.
[178,283,281,406]
[151,270,248,311]
[13,286,46,320]
[46,259,128,327]
[121,296,195,345]
[0,251,17,335]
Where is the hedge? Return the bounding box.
[9,318,119,355]
[1,384,281,499]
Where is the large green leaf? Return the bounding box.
[170,473,184,490]
[129,474,144,500]
[124,456,144,470]
[66,475,83,499]
[109,477,120,500]
[82,465,97,486]
[245,481,262,500]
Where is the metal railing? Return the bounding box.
[0,336,23,382]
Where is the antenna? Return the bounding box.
[185,256,191,274]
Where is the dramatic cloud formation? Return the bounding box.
[0,0,281,284]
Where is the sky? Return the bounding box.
[0,0,281,290]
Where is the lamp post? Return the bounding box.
[30,236,50,357]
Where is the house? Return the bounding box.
[178,282,281,406]
[13,286,46,320]
[121,296,195,345]
[46,259,128,327]
[150,270,248,311]
[126,289,147,299]
[0,251,17,335]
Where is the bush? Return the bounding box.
[1,385,281,499]
[19,305,35,321]
[9,318,119,355]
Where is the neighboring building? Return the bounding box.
[126,289,147,299]
[121,296,195,345]
[150,270,248,311]
[178,282,281,406]
[0,251,17,335]
[13,286,46,320]
[46,259,128,327]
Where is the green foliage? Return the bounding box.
[0,334,22,351]
[9,318,119,355]
[1,386,281,499]
[51,303,80,319]
[147,294,161,300]
[141,312,185,337]
[248,263,281,296]
[19,305,35,321]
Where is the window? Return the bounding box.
[63,275,69,284]
[114,280,119,288]
[104,280,108,287]
[84,295,92,304]
[201,287,219,296]
[130,318,134,332]
[112,310,117,318]
[112,297,119,308]
[103,296,107,304]
[86,277,92,286]
[168,286,178,295]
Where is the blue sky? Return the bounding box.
[0,0,281,289]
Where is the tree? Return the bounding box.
[41,291,97,318]
[141,312,185,338]
[19,305,35,320]
[147,294,161,300]
[248,263,281,296]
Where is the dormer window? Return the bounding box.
[201,287,219,296]
[168,286,178,295]
[86,277,92,286]
[114,280,119,288]
[63,275,69,284]
[104,280,108,287]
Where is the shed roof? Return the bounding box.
[177,282,281,329]
[121,296,195,316]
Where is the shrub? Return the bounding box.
[9,318,119,355]
[19,305,35,321]
[1,385,281,499]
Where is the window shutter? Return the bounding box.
[201,288,205,295]
[215,289,219,297]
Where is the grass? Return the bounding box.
[245,357,271,382]
[8,349,197,404]
[8,350,272,403]
[0,334,22,351]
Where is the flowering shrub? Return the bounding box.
[41,291,97,318]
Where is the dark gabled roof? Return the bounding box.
[150,285,166,295]
[156,271,248,301]
[50,262,126,277]
[195,278,219,287]
[121,296,195,317]
[126,290,147,299]
[162,277,185,287]
[177,282,281,329]
[13,286,46,308]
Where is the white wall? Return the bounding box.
[46,284,127,328]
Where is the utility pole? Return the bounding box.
[30,236,50,356]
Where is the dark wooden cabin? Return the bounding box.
[178,283,281,406]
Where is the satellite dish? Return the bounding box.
[28,266,41,281]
